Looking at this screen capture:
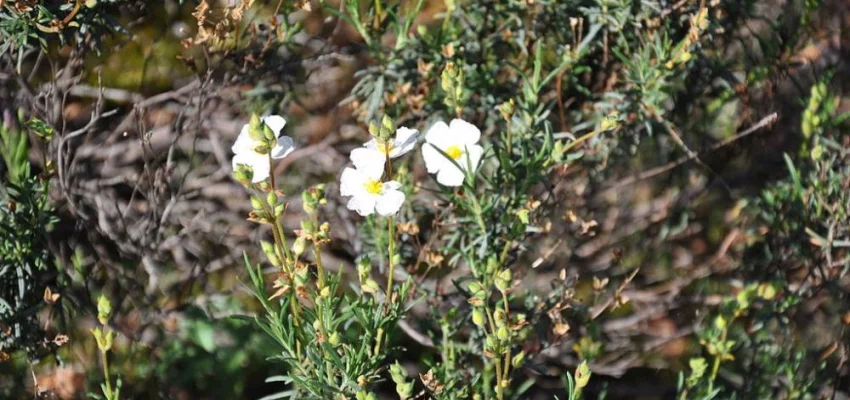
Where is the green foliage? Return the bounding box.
[0,115,58,360]
[0,0,126,70]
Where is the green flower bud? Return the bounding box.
[396,382,414,400]
[574,360,591,390]
[266,192,277,206]
[232,165,252,185]
[380,115,395,140]
[329,332,341,346]
[362,279,380,295]
[472,308,486,327]
[494,308,507,327]
[261,240,282,266]
[390,361,408,384]
[512,351,526,367]
[356,391,376,400]
[97,294,112,325]
[494,269,512,293]
[292,237,307,256]
[248,114,264,140]
[250,197,264,211]
[263,123,276,141]
[496,326,510,342]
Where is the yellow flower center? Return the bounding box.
[446,145,463,160]
[364,179,383,194]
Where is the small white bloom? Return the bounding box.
[364,127,419,159]
[340,148,405,217]
[421,118,484,187]
[232,115,295,183]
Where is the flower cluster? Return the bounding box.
[230,113,485,205]
[231,115,295,183]
[340,122,416,217]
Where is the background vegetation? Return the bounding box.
[1,0,848,399]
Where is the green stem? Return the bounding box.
[468,192,487,233]
[100,341,113,399]
[708,327,728,392]
[501,291,511,384]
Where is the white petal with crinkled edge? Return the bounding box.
[390,127,418,157]
[449,118,481,145]
[271,136,295,159]
[262,115,287,137]
[376,186,405,216]
[232,125,255,154]
[349,148,386,178]
[232,151,271,183]
[340,167,368,197]
[424,120,452,149]
[347,194,379,216]
[435,163,465,187]
[421,142,447,174]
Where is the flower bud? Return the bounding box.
[250,197,264,211]
[232,165,253,185]
[574,360,591,389]
[390,361,407,384]
[248,114,264,140]
[494,269,512,293]
[329,332,341,346]
[496,326,510,342]
[472,308,486,327]
[261,240,282,266]
[512,351,526,367]
[292,237,307,256]
[96,294,112,325]
[263,123,276,141]
[493,308,507,327]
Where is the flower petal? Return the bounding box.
[462,144,484,172]
[425,120,452,148]
[233,152,270,183]
[422,142,447,174]
[383,180,403,191]
[340,167,367,197]
[262,115,287,137]
[390,127,418,158]
[232,124,256,154]
[376,189,405,216]
[436,163,465,187]
[350,148,385,179]
[347,194,378,216]
[271,136,295,159]
[450,118,480,145]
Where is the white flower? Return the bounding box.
[364,127,419,159]
[421,118,484,187]
[340,148,405,217]
[232,115,295,183]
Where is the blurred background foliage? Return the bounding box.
[0,0,848,399]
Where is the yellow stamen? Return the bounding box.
[446,145,463,160]
[364,179,383,194]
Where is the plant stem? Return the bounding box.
[469,192,487,233]
[501,291,511,384]
[100,343,113,399]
